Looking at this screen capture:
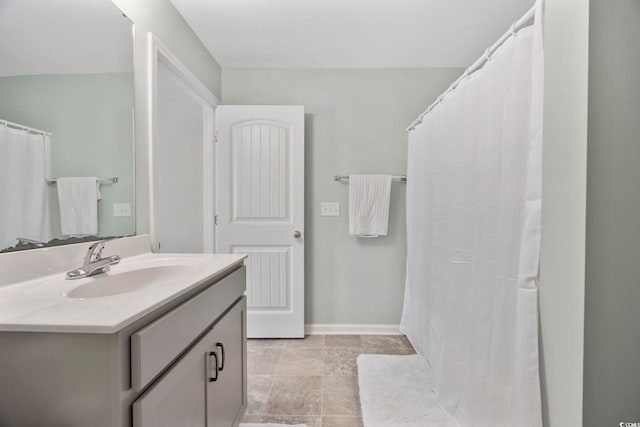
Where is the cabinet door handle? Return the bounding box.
[208,351,219,382]
[216,342,225,371]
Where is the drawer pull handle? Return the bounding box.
[208,351,219,382]
[216,342,225,371]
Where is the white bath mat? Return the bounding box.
[239,424,307,427]
[357,354,457,427]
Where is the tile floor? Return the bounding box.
[242,334,416,427]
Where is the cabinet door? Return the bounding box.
[207,297,247,427]
[133,325,218,427]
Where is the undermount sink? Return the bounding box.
[64,264,196,299]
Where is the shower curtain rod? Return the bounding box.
[406,5,536,132]
[0,119,52,136]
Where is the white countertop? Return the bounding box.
[0,252,246,334]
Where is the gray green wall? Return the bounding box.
[0,73,135,239]
[583,0,640,424]
[110,0,221,97]
[109,0,223,236]
[222,68,461,325]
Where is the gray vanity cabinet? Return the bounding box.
[207,299,247,427]
[132,332,209,427]
[0,261,247,427]
[133,298,247,427]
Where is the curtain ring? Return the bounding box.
[510,23,518,36]
[484,48,492,61]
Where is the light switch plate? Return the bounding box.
[321,202,340,217]
[113,203,131,217]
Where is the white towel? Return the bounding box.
[349,174,392,237]
[56,177,100,236]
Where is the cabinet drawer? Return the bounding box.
[131,267,245,391]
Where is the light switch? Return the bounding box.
[321,202,340,217]
[113,203,131,217]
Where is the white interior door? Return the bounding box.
[216,106,304,338]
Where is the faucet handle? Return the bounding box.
[84,239,114,264]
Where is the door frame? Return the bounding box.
[147,34,219,253]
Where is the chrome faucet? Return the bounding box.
[66,239,121,280]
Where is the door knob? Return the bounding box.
[293,230,302,239]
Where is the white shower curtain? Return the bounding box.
[400,3,544,427]
[0,126,47,251]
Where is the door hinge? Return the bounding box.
[214,215,218,226]
[214,131,219,142]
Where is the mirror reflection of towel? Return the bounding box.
[56,177,100,236]
[349,175,392,237]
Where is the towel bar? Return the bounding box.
[333,175,407,182]
[47,177,118,185]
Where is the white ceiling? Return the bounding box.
[170,0,534,69]
[0,0,132,77]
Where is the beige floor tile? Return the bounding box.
[323,348,362,376]
[322,416,364,426]
[324,335,363,348]
[245,375,273,415]
[361,346,416,355]
[247,347,283,375]
[260,415,322,427]
[361,334,410,349]
[240,414,262,423]
[247,338,286,349]
[244,334,408,424]
[400,335,415,349]
[283,334,325,348]
[264,376,323,416]
[276,348,324,376]
[322,376,361,416]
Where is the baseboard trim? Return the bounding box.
[304,324,402,335]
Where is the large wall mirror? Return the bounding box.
[0,0,135,253]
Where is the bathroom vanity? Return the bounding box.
[0,242,247,427]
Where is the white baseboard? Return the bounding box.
[304,324,402,335]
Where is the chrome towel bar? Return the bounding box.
[47,177,118,184]
[333,175,407,182]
